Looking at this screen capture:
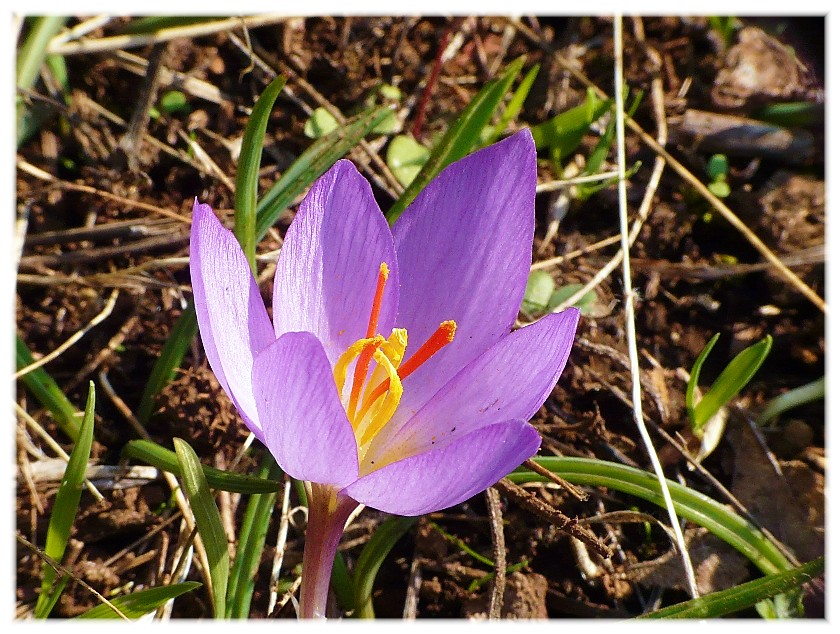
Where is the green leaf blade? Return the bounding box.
[686,332,721,431]
[122,439,281,494]
[352,516,416,618]
[385,57,525,225]
[639,557,823,619]
[173,438,229,618]
[226,453,282,618]
[17,335,80,441]
[529,87,610,157]
[34,381,96,618]
[255,104,392,240]
[75,581,202,619]
[694,335,773,429]
[235,75,287,274]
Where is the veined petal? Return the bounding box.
[391,130,537,420]
[190,201,274,442]
[272,160,399,366]
[368,308,580,467]
[344,420,540,516]
[252,332,359,488]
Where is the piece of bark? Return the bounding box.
[675,108,814,164]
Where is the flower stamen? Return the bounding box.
[357,320,457,419]
[347,263,390,417]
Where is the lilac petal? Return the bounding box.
[368,308,580,465]
[391,130,537,419]
[252,331,359,488]
[344,420,540,516]
[190,201,274,442]
[272,160,399,366]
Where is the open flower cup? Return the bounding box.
[189,129,579,618]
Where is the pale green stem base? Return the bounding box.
[299,483,357,619]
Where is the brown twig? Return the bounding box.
[523,458,588,501]
[484,487,506,618]
[19,231,189,269]
[17,158,192,224]
[119,42,167,172]
[412,21,453,139]
[17,534,131,620]
[494,478,611,559]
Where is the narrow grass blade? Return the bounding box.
[136,302,198,424]
[17,16,67,91]
[16,335,80,441]
[227,453,282,618]
[235,75,287,274]
[122,16,225,34]
[483,62,541,145]
[694,335,773,430]
[686,332,720,430]
[352,516,416,618]
[16,16,68,146]
[122,439,280,494]
[576,90,643,201]
[529,87,611,158]
[509,456,793,575]
[330,549,355,613]
[429,521,494,567]
[757,376,824,426]
[173,438,229,618]
[255,104,392,239]
[639,557,823,619]
[385,57,525,224]
[34,381,96,618]
[75,581,202,619]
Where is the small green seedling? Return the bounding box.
[686,332,773,435]
[706,154,731,199]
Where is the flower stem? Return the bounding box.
[299,484,357,619]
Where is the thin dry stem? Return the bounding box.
[15,288,119,379]
[47,15,291,56]
[494,478,611,559]
[484,487,506,618]
[523,458,588,501]
[17,158,192,224]
[268,478,293,616]
[15,403,104,501]
[613,15,698,598]
[511,17,825,313]
[17,534,131,620]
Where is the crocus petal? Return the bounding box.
[391,130,536,418]
[368,308,580,467]
[252,331,359,488]
[190,201,274,442]
[344,420,540,516]
[272,160,399,366]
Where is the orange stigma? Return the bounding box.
[365,263,389,338]
[359,320,456,416]
[348,263,390,416]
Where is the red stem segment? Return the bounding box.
[299,484,358,619]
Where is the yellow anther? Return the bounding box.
[357,348,403,447]
[333,335,384,396]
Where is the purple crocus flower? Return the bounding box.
[189,129,578,617]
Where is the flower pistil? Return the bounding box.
[332,262,457,460]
